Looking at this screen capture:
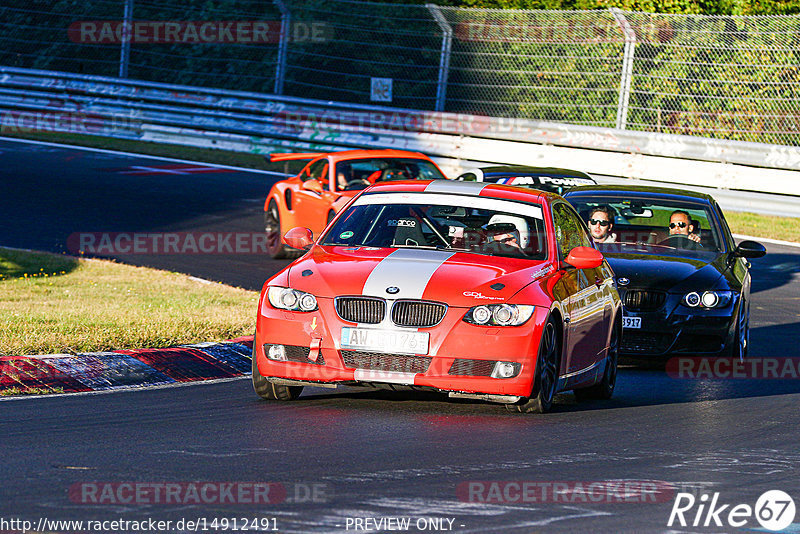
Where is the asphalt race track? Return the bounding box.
[3,138,800,533]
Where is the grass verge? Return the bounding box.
[0,247,258,356]
[726,211,800,244]
[4,131,800,244]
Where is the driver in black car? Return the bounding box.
[668,210,701,244]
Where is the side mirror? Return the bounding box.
[301,179,323,194]
[734,240,766,259]
[565,246,604,269]
[283,227,314,250]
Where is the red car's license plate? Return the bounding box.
[340,327,429,355]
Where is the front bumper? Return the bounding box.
[255,297,549,398]
[619,291,738,357]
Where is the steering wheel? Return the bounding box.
[658,234,703,249]
[344,178,370,191]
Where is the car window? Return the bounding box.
[552,202,592,261]
[346,158,446,182]
[305,159,328,183]
[566,195,724,253]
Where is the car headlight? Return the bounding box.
[267,286,318,312]
[682,290,733,309]
[463,304,534,326]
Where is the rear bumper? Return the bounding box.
[255,297,550,398]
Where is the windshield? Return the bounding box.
[321,193,547,260]
[334,158,446,191]
[567,195,724,254]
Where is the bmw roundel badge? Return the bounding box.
[617,277,630,286]
[386,286,400,294]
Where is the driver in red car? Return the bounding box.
[669,210,701,243]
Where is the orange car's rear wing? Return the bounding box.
[269,152,326,162]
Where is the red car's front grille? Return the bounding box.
[341,350,431,374]
[391,300,447,328]
[335,297,386,324]
[448,359,496,376]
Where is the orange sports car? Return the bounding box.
[264,149,449,258]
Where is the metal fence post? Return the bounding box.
[611,8,636,130]
[119,0,134,78]
[273,0,291,95]
[426,4,452,112]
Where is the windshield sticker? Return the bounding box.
[339,231,354,239]
[387,219,416,227]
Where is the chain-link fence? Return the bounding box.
[1,1,799,145]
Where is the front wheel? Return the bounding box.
[506,318,560,414]
[574,320,619,401]
[252,340,304,401]
[726,297,749,359]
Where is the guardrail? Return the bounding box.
[2,66,800,197]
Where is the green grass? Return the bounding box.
[0,247,258,356]
[726,211,800,244]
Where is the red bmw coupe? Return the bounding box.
[254,180,622,412]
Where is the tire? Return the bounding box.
[574,320,619,401]
[506,318,560,414]
[726,297,749,359]
[264,199,300,260]
[252,339,304,401]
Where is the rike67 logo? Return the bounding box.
[668,490,796,531]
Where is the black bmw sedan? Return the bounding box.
[456,165,596,195]
[564,185,766,359]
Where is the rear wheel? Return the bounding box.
[574,320,619,401]
[252,339,304,401]
[506,318,560,414]
[265,199,300,259]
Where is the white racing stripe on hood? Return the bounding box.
[362,249,455,299]
[424,180,487,195]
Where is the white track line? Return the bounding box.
[0,136,289,176]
